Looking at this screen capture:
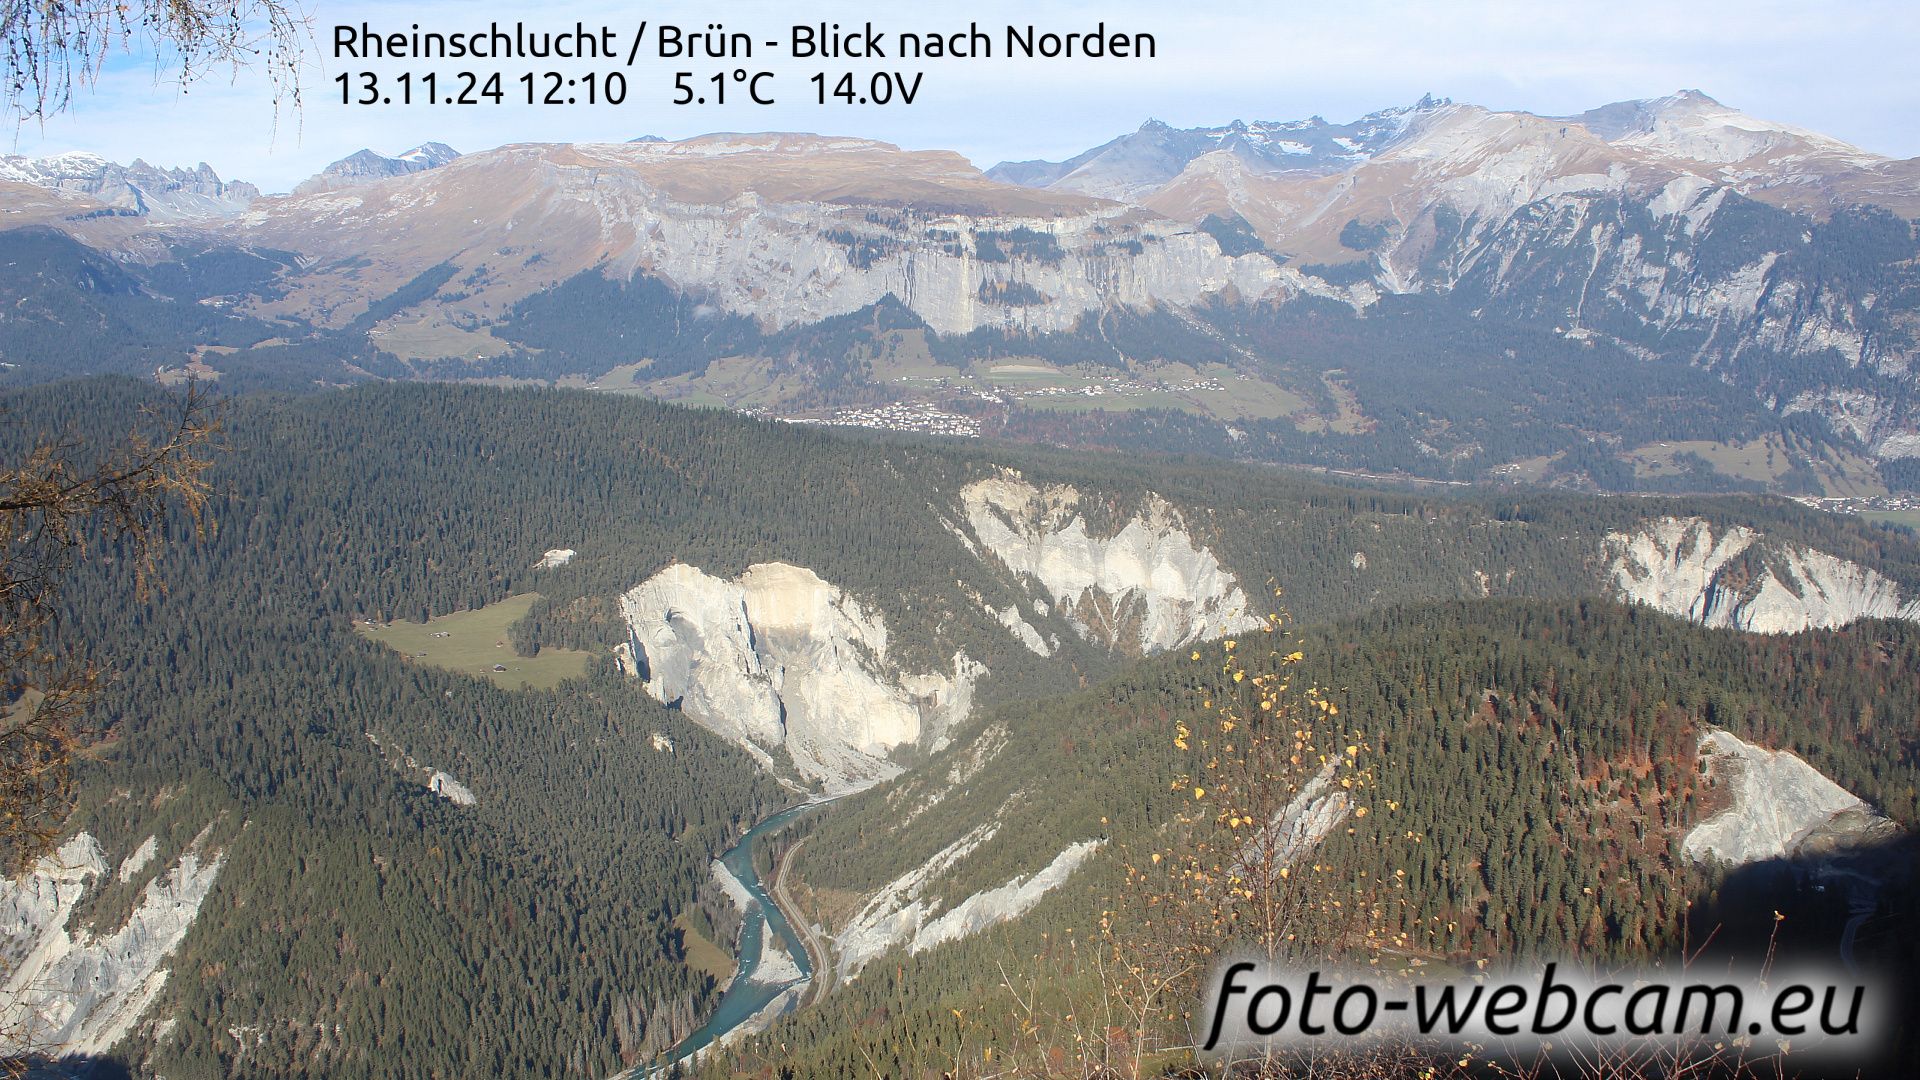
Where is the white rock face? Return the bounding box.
[833,825,1102,980]
[116,836,159,883]
[535,548,577,569]
[995,605,1054,657]
[835,824,996,979]
[620,562,983,792]
[1603,516,1920,633]
[1245,762,1351,870]
[427,770,477,806]
[611,641,640,678]
[0,830,224,1057]
[1684,731,1895,865]
[910,839,1104,956]
[960,473,1263,654]
[233,136,1293,337]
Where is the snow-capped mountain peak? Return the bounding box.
[0,152,257,219]
[1566,90,1881,169]
[293,143,463,195]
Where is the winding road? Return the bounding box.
[770,836,835,1005]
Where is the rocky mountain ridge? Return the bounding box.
[0,152,258,219]
[292,142,462,195]
[8,92,1920,482]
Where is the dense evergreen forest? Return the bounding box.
[5,378,1917,1076]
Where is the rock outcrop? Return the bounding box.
[833,825,1102,980]
[1603,516,1920,633]
[0,830,224,1057]
[959,473,1263,654]
[535,547,577,569]
[620,562,981,792]
[427,770,477,806]
[1683,730,1896,865]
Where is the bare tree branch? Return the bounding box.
[0,381,220,875]
[2,0,307,121]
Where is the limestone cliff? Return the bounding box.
[959,473,1263,654]
[0,829,224,1057]
[619,562,981,792]
[232,136,1291,337]
[1603,516,1920,633]
[1683,731,1896,865]
[832,825,1103,981]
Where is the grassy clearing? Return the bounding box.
[1292,372,1372,434]
[1626,435,1886,496]
[673,914,735,982]
[978,362,1077,386]
[1185,367,1307,420]
[647,355,812,409]
[358,593,592,690]
[1017,392,1166,413]
[865,330,953,381]
[1860,509,1920,533]
[370,314,505,362]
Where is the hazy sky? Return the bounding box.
[7,0,1919,192]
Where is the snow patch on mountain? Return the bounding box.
[959,473,1263,654]
[1684,730,1895,866]
[0,829,224,1057]
[294,143,461,194]
[1602,516,1920,633]
[0,153,257,219]
[620,562,983,792]
[987,102,1438,200]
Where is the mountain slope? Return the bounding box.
[746,597,1919,1076]
[6,379,1920,1073]
[6,93,1920,491]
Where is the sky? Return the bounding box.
[6,0,1920,193]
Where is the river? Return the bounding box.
[648,802,821,1073]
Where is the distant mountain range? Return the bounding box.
[985,96,1444,199]
[0,152,258,220]
[4,92,1919,493]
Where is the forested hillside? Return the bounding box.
[737,599,1920,1077]
[5,379,1917,1075]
